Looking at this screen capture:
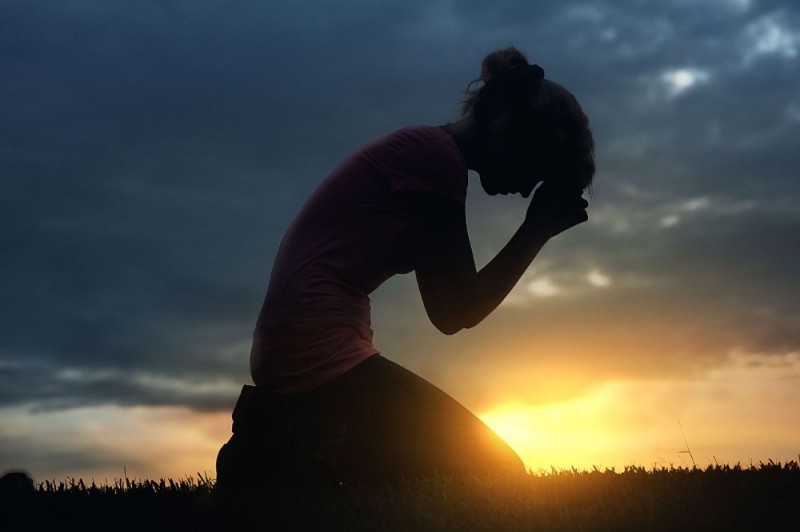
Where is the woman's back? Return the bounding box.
[250,125,467,392]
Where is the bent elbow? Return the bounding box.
[427,312,465,335]
[423,296,484,335]
[430,311,483,335]
[435,321,463,336]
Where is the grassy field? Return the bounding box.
[2,462,798,531]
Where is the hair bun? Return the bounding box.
[480,47,529,81]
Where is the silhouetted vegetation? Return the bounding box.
[2,462,798,531]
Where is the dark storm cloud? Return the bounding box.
[1,0,799,413]
[0,357,239,412]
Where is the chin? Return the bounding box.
[479,175,493,195]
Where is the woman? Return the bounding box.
[216,47,594,489]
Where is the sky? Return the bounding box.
[2,0,799,481]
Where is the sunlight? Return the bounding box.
[479,355,800,472]
[479,392,634,471]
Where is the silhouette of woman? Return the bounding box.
[216,47,594,489]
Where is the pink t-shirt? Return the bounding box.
[250,125,468,392]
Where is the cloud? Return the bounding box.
[587,270,612,288]
[660,68,712,98]
[0,404,229,480]
[0,355,244,411]
[1,0,799,476]
[743,9,799,63]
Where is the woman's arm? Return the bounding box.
[405,184,588,334]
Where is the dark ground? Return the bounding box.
[2,462,799,531]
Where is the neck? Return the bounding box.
[439,116,482,171]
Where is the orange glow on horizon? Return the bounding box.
[0,405,231,482]
[3,353,797,481]
[478,354,800,471]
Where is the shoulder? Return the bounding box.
[394,125,465,162]
[362,126,463,164]
[374,125,468,203]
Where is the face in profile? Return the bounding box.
[475,135,542,198]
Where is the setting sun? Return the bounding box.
[478,388,644,472]
[479,353,800,472]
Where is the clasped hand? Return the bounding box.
[524,182,589,238]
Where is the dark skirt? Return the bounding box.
[216,355,524,489]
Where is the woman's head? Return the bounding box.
[462,47,595,195]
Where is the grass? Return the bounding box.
[2,462,798,531]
